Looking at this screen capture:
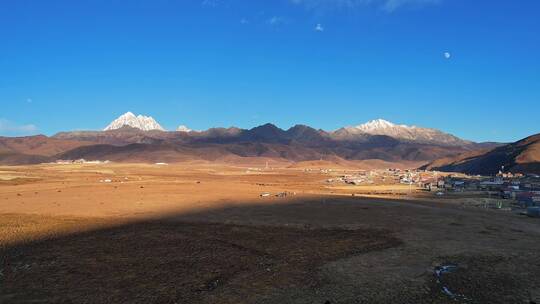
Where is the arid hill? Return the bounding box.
[420,133,540,175]
[0,135,96,165]
[0,135,95,156]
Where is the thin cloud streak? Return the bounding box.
[290,0,441,12]
[201,0,220,8]
[267,16,287,26]
[0,119,39,136]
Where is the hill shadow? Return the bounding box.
[1,195,539,304]
[0,196,405,304]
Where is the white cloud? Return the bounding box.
[240,18,249,25]
[201,0,219,8]
[290,0,441,12]
[267,16,286,26]
[444,51,451,59]
[0,119,38,136]
[315,23,324,31]
[382,0,441,11]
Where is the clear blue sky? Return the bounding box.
[1,0,539,142]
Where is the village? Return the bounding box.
[316,167,540,218]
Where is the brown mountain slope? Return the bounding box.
[52,127,183,145]
[55,142,328,163]
[0,151,51,165]
[0,135,96,165]
[420,133,540,175]
[54,139,473,165]
[0,135,95,156]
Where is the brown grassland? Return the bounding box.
[0,162,539,303]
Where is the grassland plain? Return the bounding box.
[1,163,539,303]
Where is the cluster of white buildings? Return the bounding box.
[55,159,110,164]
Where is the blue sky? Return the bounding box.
[1,0,539,142]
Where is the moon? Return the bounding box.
[444,52,451,59]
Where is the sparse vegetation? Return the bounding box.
[0,163,539,303]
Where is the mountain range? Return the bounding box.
[100,112,473,146]
[2,112,527,174]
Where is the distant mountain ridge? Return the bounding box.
[0,112,507,166]
[47,120,496,165]
[99,113,473,147]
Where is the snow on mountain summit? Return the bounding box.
[355,119,401,132]
[176,125,192,132]
[104,112,165,131]
[346,119,419,135]
[336,119,470,146]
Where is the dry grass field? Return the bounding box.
[1,162,540,303]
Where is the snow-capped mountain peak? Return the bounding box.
[355,119,400,132]
[346,119,424,136]
[104,112,165,131]
[176,125,192,133]
[334,118,470,146]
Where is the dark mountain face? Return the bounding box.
[237,123,289,143]
[188,127,243,143]
[421,133,540,175]
[285,125,332,145]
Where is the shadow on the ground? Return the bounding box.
[0,196,539,304]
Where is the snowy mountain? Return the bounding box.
[98,115,469,145]
[332,119,471,146]
[104,112,165,131]
[353,119,403,133]
[176,125,192,133]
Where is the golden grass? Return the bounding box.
[0,214,110,248]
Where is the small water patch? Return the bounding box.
[434,263,469,301]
